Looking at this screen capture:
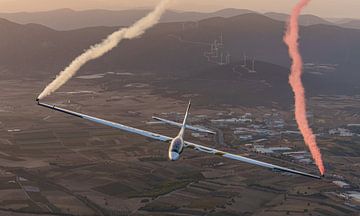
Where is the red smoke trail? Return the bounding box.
[284,0,325,175]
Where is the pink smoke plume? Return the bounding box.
[284,0,325,175]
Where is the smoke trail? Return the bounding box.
[38,0,172,100]
[284,0,325,175]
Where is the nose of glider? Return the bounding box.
[169,151,180,161]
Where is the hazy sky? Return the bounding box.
[0,0,359,18]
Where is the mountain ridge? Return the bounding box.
[0,13,358,106]
[0,8,354,31]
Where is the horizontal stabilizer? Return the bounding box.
[152,116,216,135]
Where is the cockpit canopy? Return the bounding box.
[171,138,183,153]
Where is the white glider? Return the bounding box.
[37,99,321,179]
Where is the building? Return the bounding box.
[254,147,292,154]
[329,128,354,137]
[333,181,351,189]
[211,117,252,124]
[239,135,253,141]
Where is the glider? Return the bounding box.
[36,99,321,179]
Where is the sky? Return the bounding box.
[0,0,359,19]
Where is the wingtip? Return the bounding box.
[311,173,324,180]
[305,173,322,180]
[187,99,192,111]
[274,167,323,180]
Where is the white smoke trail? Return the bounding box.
[38,0,172,100]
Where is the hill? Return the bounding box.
[0,8,341,31]
[0,13,359,106]
[0,8,254,30]
[264,12,333,26]
[341,19,360,29]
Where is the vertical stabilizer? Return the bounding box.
[179,100,191,138]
